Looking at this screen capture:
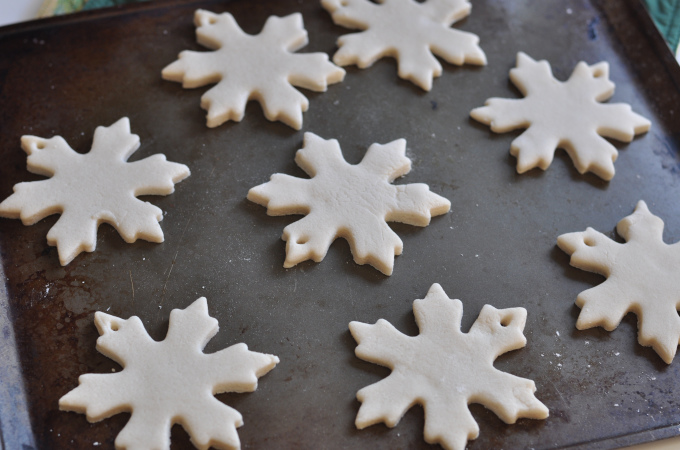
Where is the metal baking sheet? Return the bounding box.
[2,0,680,448]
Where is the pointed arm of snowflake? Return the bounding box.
[59,372,131,421]
[467,304,527,358]
[94,312,156,366]
[59,313,156,420]
[359,139,411,181]
[0,136,81,223]
[557,228,621,278]
[321,0,378,29]
[164,296,219,346]
[208,343,279,393]
[259,13,308,52]
[163,11,245,87]
[89,117,141,159]
[359,139,451,226]
[350,319,414,370]
[595,104,652,143]
[558,227,635,333]
[247,174,312,216]
[350,320,420,428]
[196,10,247,49]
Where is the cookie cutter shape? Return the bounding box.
[471,52,650,180]
[558,200,680,363]
[322,0,486,91]
[248,132,450,276]
[350,283,549,450]
[59,297,279,450]
[0,118,190,265]
[163,10,345,130]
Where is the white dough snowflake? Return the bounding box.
[350,283,549,450]
[321,0,486,91]
[558,201,680,363]
[247,132,450,276]
[59,297,279,450]
[0,118,190,265]
[470,52,651,180]
[162,10,345,129]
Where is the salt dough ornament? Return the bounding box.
[60,297,279,450]
[247,132,450,276]
[350,283,549,450]
[321,0,486,91]
[0,118,190,265]
[558,200,680,363]
[162,10,345,130]
[470,52,651,180]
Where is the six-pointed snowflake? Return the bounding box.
[321,0,486,91]
[350,283,549,450]
[0,118,190,265]
[247,132,450,275]
[558,201,680,363]
[59,297,279,450]
[470,52,651,180]
[162,10,345,129]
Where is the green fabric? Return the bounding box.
[644,0,680,52]
[51,0,87,15]
[82,0,148,11]
[47,0,148,15]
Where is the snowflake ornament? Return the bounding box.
[59,297,279,450]
[162,10,345,130]
[0,118,190,265]
[558,201,680,363]
[350,283,549,450]
[247,132,450,276]
[321,0,486,91]
[470,52,651,180]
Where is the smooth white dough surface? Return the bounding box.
[163,10,345,129]
[248,132,450,275]
[558,200,680,364]
[349,283,549,450]
[322,0,486,91]
[471,52,651,180]
[59,297,279,450]
[0,117,190,265]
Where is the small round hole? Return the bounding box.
[297,237,309,245]
[110,323,120,331]
[500,316,511,327]
[36,142,46,149]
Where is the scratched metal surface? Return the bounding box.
[1,0,680,448]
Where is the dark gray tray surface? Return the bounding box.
[1,0,680,448]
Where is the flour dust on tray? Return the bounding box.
[471,52,650,180]
[59,297,279,450]
[0,118,190,265]
[558,201,680,363]
[322,0,486,91]
[349,283,549,450]
[247,132,451,276]
[162,10,345,130]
